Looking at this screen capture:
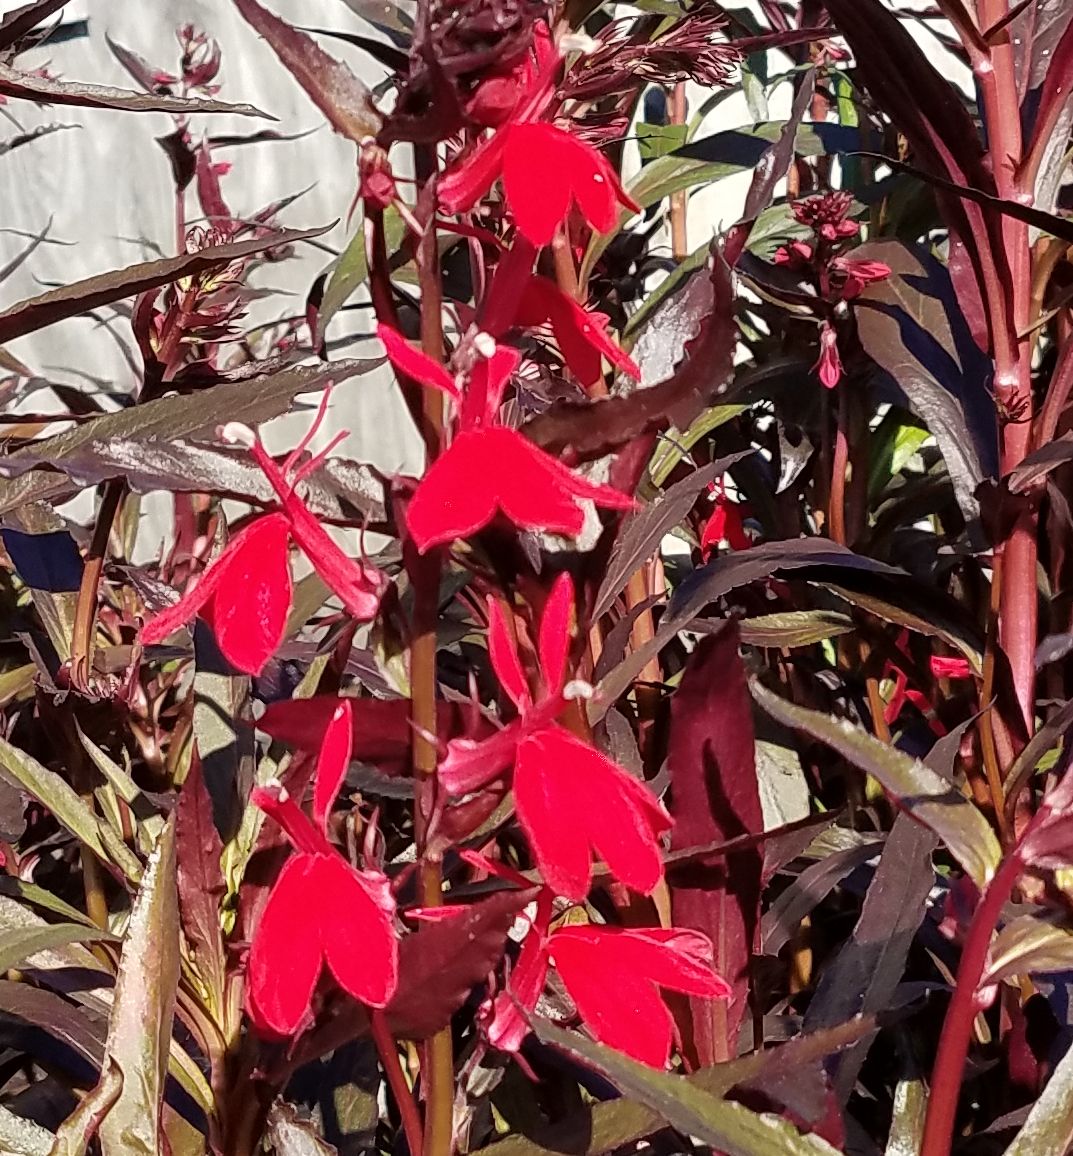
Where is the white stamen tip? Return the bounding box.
[473,331,497,359]
[219,422,256,447]
[264,777,288,801]
[562,679,594,701]
[560,32,599,54]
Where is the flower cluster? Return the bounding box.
[774,191,891,388]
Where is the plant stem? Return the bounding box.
[412,174,453,1156]
[919,847,1024,1156]
[372,1010,425,1156]
[669,83,688,261]
[70,479,126,691]
[829,386,849,546]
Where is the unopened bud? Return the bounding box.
[219,422,256,447]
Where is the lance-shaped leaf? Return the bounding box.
[0,225,329,344]
[51,1058,123,1156]
[751,682,1001,889]
[0,60,269,117]
[667,626,762,1064]
[233,0,381,142]
[535,1020,841,1156]
[0,0,70,52]
[97,818,180,1156]
[1006,1033,1073,1155]
[982,914,1073,987]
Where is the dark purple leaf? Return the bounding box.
[233,0,382,143]
[175,755,227,1008]
[1007,432,1073,492]
[593,450,753,619]
[525,252,737,462]
[761,839,884,957]
[0,0,70,53]
[0,225,330,344]
[1020,13,1073,188]
[257,696,492,776]
[296,26,410,72]
[156,128,197,193]
[803,813,937,1103]
[667,625,763,1064]
[854,238,998,523]
[297,888,535,1060]
[0,977,106,1069]
[0,59,269,116]
[104,32,171,94]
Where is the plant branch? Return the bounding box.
[372,1010,425,1156]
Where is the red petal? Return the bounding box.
[483,428,590,535]
[548,931,674,1067]
[246,855,324,1036]
[252,784,330,858]
[316,855,399,1007]
[487,596,531,710]
[485,923,550,1053]
[569,142,632,235]
[514,729,597,899]
[439,129,509,216]
[141,512,288,650]
[378,323,460,400]
[564,729,670,895]
[699,503,728,558]
[210,514,293,675]
[405,433,502,552]
[501,123,577,246]
[462,344,521,428]
[439,722,523,796]
[537,572,573,696]
[568,926,732,999]
[313,699,354,836]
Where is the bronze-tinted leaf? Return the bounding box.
[0,226,329,344]
[233,0,381,142]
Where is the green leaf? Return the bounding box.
[983,914,1073,986]
[1006,1035,1073,1155]
[534,1021,841,1156]
[636,122,689,162]
[0,923,117,973]
[317,206,406,342]
[0,735,143,883]
[98,818,180,1156]
[737,610,855,649]
[751,681,1002,888]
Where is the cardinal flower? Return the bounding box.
[438,32,638,247]
[814,320,843,389]
[484,892,730,1067]
[246,699,399,1036]
[514,276,639,389]
[141,405,386,674]
[699,478,751,559]
[378,324,635,552]
[442,574,670,899]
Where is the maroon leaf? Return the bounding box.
[0,977,106,1069]
[0,0,69,54]
[0,59,269,117]
[104,32,172,94]
[1018,15,1073,191]
[0,225,330,345]
[232,0,382,143]
[257,696,493,776]
[803,813,937,1103]
[175,755,227,1007]
[1011,0,1073,100]
[524,253,737,463]
[666,624,763,1064]
[296,887,536,1061]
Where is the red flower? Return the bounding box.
[814,321,843,389]
[514,276,639,389]
[442,574,671,899]
[246,700,399,1036]
[484,893,730,1067]
[772,240,813,268]
[439,34,639,249]
[141,409,386,674]
[141,513,292,675]
[699,479,751,559]
[792,191,858,241]
[378,324,635,552]
[830,256,891,301]
[930,655,972,680]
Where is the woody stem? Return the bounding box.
[411,159,453,1156]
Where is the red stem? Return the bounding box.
[919,848,1024,1156]
[371,1011,425,1156]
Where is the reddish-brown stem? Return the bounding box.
[975,0,1036,734]
[669,83,688,261]
[829,386,849,546]
[70,479,126,690]
[920,847,1024,1156]
[372,1011,425,1156]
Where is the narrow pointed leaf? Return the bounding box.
[98,819,180,1156]
[1005,1035,1073,1155]
[751,682,1000,888]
